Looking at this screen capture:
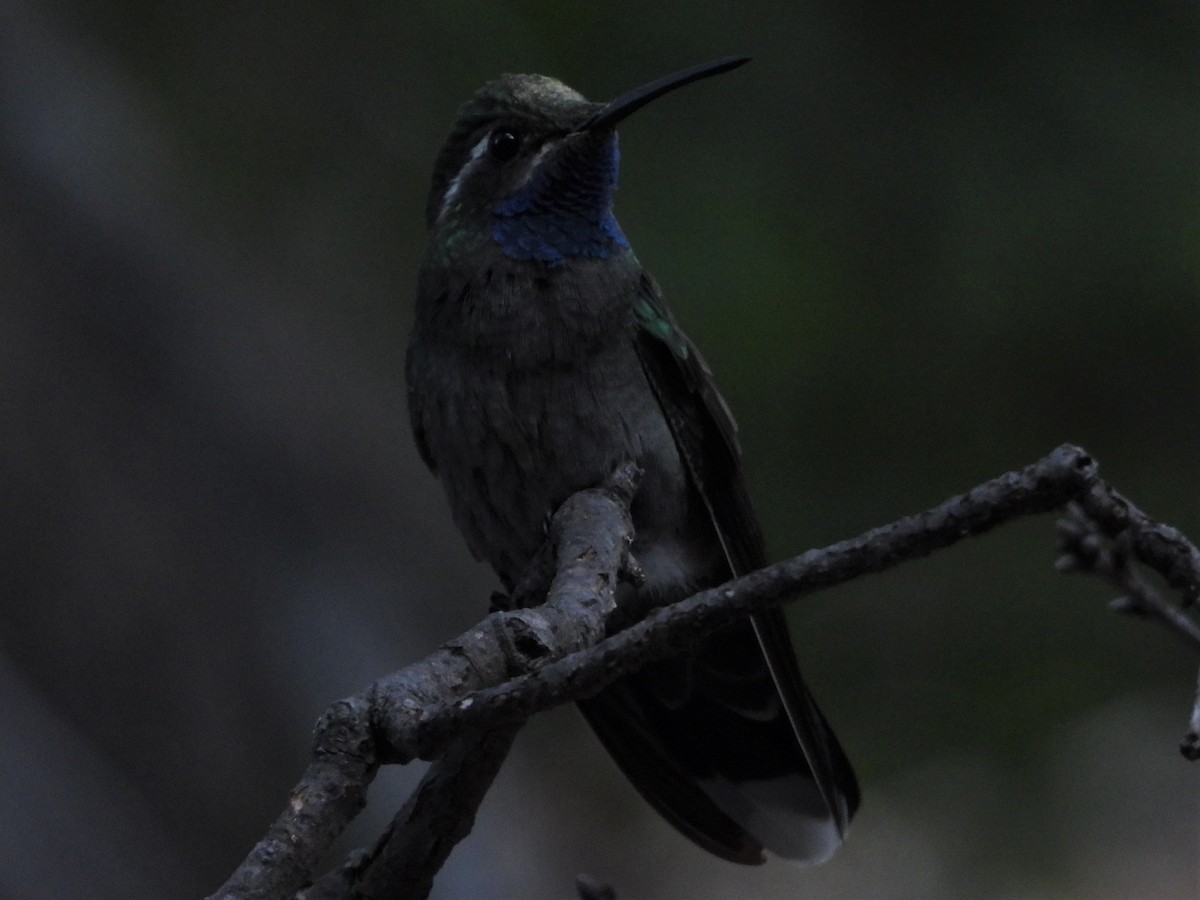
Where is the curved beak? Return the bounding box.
[577,55,750,133]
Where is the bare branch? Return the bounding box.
[378,445,1103,753]
[1057,504,1200,649]
[315,464,644,899]
[211,444,1200,899]
[1183,668,1200,762]
[209,467,638,900]
[364,725,521,900]
[1075,481,1200,606]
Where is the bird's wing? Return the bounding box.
[628,271,860,847]
[629,273,766,571]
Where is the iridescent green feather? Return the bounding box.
[633,293,690,360]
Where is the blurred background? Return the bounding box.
[1,1,1197,897]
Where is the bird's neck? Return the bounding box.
[490,140,629,266]
[436,134,632,269]
[416,248,643,367]
[491,202,629,267]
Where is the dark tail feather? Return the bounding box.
[576,611,858,863]
[577,684,767,864]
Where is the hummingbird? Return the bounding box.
[406,57,859,865]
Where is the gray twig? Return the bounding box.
[211,444,1200,900]
[210,466,638,900]
[1183,668,1200,762]
[1057,503,1200,649]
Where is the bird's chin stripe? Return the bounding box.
[437,134,491,224]
[700,775,844,865]
[514,142,554,189]
[437,139,556,227]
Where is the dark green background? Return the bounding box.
[2,2,1196,897]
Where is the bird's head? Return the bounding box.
[424,57,749,268]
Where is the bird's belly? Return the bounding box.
[430,346,699,590]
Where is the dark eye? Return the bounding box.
[487,129,521,162]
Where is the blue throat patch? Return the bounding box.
[491,138,630,267]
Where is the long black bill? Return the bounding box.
[579,55,751,133]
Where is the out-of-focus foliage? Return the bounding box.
[1,1,1196,897]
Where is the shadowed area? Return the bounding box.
[1,2,1197,897]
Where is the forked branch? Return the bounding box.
[210,444,1200,900]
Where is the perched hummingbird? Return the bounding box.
[406,57,859,864]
